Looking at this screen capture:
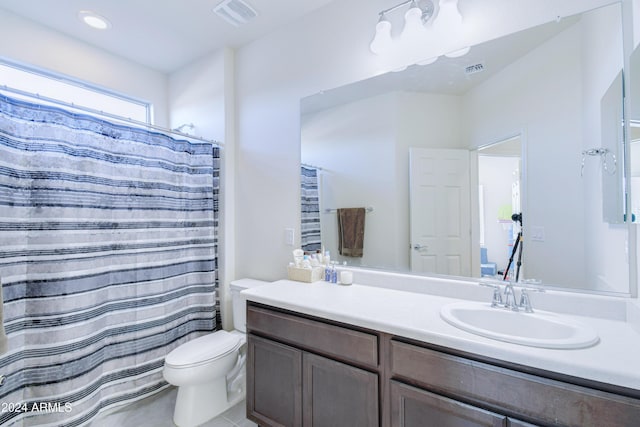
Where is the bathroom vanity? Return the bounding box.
[244,280,640,427]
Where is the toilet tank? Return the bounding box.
[229,279,268,333]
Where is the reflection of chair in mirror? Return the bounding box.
[480,247,497,277]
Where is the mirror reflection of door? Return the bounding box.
[476,136,522,279]
[409,148,471,276]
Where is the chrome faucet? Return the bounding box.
[481,281,536,313]
[490,286,503,308]
[519,289,534,313]
[503,282,519,311]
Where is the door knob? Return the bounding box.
[413,244,428,250]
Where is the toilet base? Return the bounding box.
[173,378,243,427]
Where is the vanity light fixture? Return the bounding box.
[370,0,434,55]
[370,0,468,67]
[78,11,112,30]
[445,46,471,58]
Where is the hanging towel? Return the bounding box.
[0,278,7,354]
[337,207,366,257]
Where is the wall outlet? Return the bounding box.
[285,228,295,246]
[530,226,545,242]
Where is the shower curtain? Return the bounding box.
[301,166,321,252]
[0,93,219,426]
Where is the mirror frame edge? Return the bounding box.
[623,0,638,298]
[300,0,637,298]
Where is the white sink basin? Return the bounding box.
[440,301,599,349]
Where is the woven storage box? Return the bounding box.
[287,266,324,283]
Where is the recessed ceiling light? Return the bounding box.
[78,11,111,30]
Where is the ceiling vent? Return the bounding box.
[465,63,485,75]
[214,0,258,26]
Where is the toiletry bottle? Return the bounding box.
[324,263,331,282]
[331,262,338,283]
[310,254,320,267]
[302,255,311,269]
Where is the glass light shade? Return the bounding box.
[444,46,470,58]
[370,19,392,54]
[417,56,439,65]
[401,6,425,42]
[434,0,462,30]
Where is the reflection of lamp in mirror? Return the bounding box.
[433,0,462,31]
[369,0,435,57]
[400,1,427,51]
[433,0,470,58]
[445,46,471,58]
[370,13,392,55]
[369,0,469,68]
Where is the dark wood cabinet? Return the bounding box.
[303,352,379,427]
[247,303,380,427]
[390,380,506,427]
[246,302,640,427]
[390,339,640,427]
[247,335,302,427]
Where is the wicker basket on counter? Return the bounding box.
[287,265,324,283]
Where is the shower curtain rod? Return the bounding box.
[301,162,323,170]
[0,85,223,146]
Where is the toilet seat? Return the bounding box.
[165,330,241,369]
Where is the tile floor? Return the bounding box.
[94,387,257,427]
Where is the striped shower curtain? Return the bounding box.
[0,93,219,426]
[301,166,321,252]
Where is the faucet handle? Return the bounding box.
[503,283,519,311]
[518,289,534,313]
[491,287,503,307]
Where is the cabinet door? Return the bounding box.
[247,334,302,427]
[391,381,506,427]
[303,352,379,427]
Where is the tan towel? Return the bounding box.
[337,208,366,257]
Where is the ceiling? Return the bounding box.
[301,15,578,115]
[0,0,336,73]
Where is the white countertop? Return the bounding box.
[242,279,640,392]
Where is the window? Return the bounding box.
[0,59,151,123]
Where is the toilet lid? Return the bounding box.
[165,330,241,368]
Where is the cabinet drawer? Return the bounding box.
[247,304,378,369]
[391,380,506,427]
[390,340,640,427]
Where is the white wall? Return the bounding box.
[0,0,623,289]
[464,20,587,289]
[301,91,462,271]
[235,0,617,282]
[0,9,168,125]
[168,49,236,329]
[580,4,629,293]
[169,51,229,141]
[302,92,398,269]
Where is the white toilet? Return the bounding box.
[163,278,267,427]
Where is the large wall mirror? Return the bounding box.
[628,4,640,227]
[301,1,631,295]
